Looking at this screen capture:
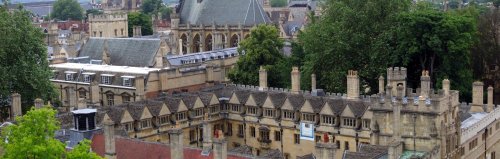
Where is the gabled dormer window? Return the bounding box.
[65,71,76,81]
[321,115,335,125]
[121,76,134,87]
[141,119,151,129]
[176,112,187,121]
[124,122,134,132]
[362,119,370,129]
[193,108,203,117]
[283,110,295,119]
[209,105,220,114]
[302,113,315,122]
[343,118,356,127]
[230,104,241,112]
[101,74,114,85]
[247,107,258,115]
[263,108,275,118]
[159,115,169,125]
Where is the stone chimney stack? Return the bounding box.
[11,93,22,119]
[314,133,337,159]
[213,130,227,159]
[291,67,301,94]
[202,113,213,152]
[471,81,484,113]
[103,114,116,159]
[34,98,43,109]
[102,40,111,65]
[135,76,145,101]
[133,26,142,37]
[169,122,184,159]
[419,70,430,100]
[90,81,100,106]
[392,85,404,141]
[259,66,268,91]
[346,70,359,99]
[311,74,317,91]
[487,86,494,112]
[68,86,77,109]
[279,12,286,25]
[378,76,384,94]
[443,79,450,96]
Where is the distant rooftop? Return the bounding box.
[50,63,161,75]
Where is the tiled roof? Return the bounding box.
[305,96,324,113]
[326,98,346,115]
[251,91,268,106]
[91,133,252,159]
[78,38,161,67]
[234,90,251,104]
[346,100,369,117]
[179,0,270,26]
[158,96,183,113]
[342,144,388,159]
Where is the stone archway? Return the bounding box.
[230,34,239,47]
[192,34,201,53]
[205,34,213,51]
[180,34,188,54]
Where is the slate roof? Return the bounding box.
[234,90,251,104]
[342,144,388,159]
[305,96,324,113]
[78,38,161,67]
[166,47,238,66]
[268,92,287,108]
[258,149,283,159]
[346,100,369,117]
[325,98,346,115]
[9,1,91,17]
[250,91,268,107]
[229,145,253,156]
[159,96,183,113]
[179,0,271,26]
[287,94,305,110]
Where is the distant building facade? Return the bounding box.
[168,0,271,55]
[88,12,129,38]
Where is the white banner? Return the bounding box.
[300,122,314,141]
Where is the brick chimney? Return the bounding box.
[311,74,317,91]
[11,93,22,119]
[169,122,184,159]
[419,70,430,100]
[213,130,227,159]
[346,70,359,99]
[291,67,301,94]
[103,114,116,159]
[471,81,484,113]
[259,66,268,91]
[442,79,450,96]
[487,86,494,112]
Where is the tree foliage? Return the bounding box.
[271,0,287,7]
[300,0,411,94]
[0,6,56,113]
[393,3,477,100]
[141,0,162,15]
[228,25,284,87]
[66,139,102,159]
[159,6,172,20]
[51,0,84,20]
[1,107,64,159]
[128,12,153,36]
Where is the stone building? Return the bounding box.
[88,12,129,38]
[56,66,499,159]
[50,37,239,111]
[168,0,271,55]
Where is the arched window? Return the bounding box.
[230,34,239,47]
[205,34,213,51]
[221,34,226,49]
[192,34,201,53]
[180,34,188,54]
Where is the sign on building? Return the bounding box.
[300,122,315,141]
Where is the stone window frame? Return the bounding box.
[78,88,87,99]
[122,94,131,104]
[106,93,114,106]
[176,111,187,121]
[274,130,281,141]
[321,115,335,125]
[209,105,220,114]
[83,74,92,83]
[247,106,258,115]
[294,134,300,144]
[263,108,275,118]
[362,119,371,129]
[65,73,74,81]
[158,115,169,125]
[250,126,256,137]
[237,124,244,138]
[140,119,151,129]
[230,104,241,113]
[301,113,315,122]
[342,117,356,128]
[283,110,295,120]
[193,108,203,117]
[124,122,134,132]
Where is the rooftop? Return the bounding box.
[50,63,161,75]
[461,112,488,129]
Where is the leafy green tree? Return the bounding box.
[300,0,410,94]
[0,6,56,113]
[1,107,65,159]
[159,6,172,20]
[228,25,284,87]
[141,0,162,15]
[471,4,499,85]
[51,0,84,20]
[128,12,153,36]
[271,0,287,7]
[67,139,103,159]
[86,9,103,17]
[393,3,477,100]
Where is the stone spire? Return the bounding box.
[102,40,111,65]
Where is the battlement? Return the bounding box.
[387,67,407,80]
[89,13,128,22]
